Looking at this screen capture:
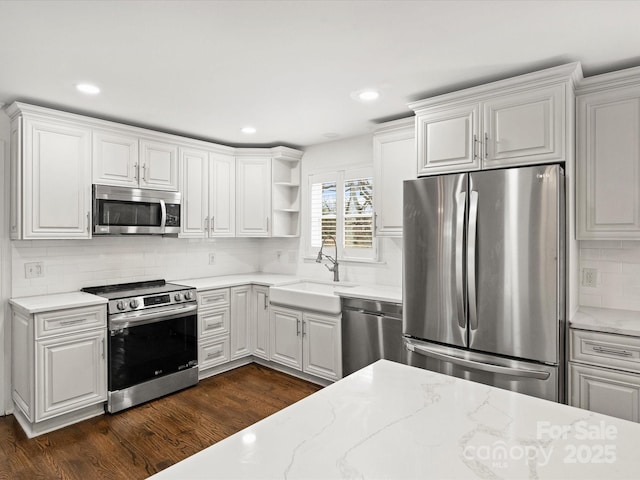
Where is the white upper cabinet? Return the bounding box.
[410,63,580,176]
[577,67,640,239]
[92,128,139,187]
[180,148,235,238]
[180,147,210,237]
[139,138,179,191]
[373,118,416,236]
[236,155,272,237]
[10,109,92,239]
[209,152,236,236]
[94,131,179,191]
[416,103,480,175]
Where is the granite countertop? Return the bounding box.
[571,307,640,338]
[8,292,107,314]
[151,360,640,479]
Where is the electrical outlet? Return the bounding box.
[582,268,598,288]
[25,262,44,279]
[276,250,283,261]
[209,252,216,265]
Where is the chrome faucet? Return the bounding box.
[316,235,339,282]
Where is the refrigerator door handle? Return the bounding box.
[406,342,551,380]
[467,190,479,330]
[455,191,466,329]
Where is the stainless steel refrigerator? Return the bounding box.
[403,164,565,402]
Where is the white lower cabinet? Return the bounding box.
[230,286,252,360]
[196,287,231,378]
[569,327,640,422]
[252,285,270,360]
[269,305,342,381]
[10,303,107,437]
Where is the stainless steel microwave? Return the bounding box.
[92,184,181,235]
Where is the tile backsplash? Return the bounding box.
[580,240,640,311]
[11,236,262,298]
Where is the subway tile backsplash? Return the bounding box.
[579,240,640,311]
[11,236,262,298]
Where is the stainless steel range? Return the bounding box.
[82,280,198,413]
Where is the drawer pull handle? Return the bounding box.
[592,346,633,357]
[59,319,87,326]
[206,352,220,360]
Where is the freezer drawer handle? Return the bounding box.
[406,343,551,380]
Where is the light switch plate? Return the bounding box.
[25,262,44,279]
[209,252,216,265]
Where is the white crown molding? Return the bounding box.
[577,65,640,95]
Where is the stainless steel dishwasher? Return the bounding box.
[341,297,403,376]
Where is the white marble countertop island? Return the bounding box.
[151,360,640,479]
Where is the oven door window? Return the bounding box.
[97,199,163,227]
[109,314,197,391]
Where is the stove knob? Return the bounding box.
[174,293,183,302]
[130,299,140,309]
[184,291,195,301]
[116,300,127,311]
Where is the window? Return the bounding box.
[308,168,376,261]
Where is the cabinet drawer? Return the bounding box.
[571,329,640,374]
[35,305,106,339]
[198,306,230,338]
[199,336,230,370]
[197,288,230,308]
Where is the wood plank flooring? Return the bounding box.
[0,364,322,479]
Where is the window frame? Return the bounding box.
[306,167,377,262]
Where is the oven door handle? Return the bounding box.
[110,303,198,330]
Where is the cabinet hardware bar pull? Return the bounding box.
[206,352,218,360]
[302,320,306,337]
[484,132,488,159]
[142,164,147,182]
[134,163,138,181]
[101,337,105,359]
[211,216,215,234]
[592,346,633,357]
[59,318,86,326]
[374,213,378,233]
[264,295,268,310]
[86,212,90,233]
[296,319,300,336]
[473,134,478,159]
[204,217,209,233]
[266,217,269,233]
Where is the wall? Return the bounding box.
[579,240,640,311]
[11,237,262,297]
[261,134,403,288]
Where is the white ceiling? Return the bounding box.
[1,0,640,149]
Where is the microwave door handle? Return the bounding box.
[160,199,167,230]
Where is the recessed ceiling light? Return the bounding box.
[241,126,257,134]
[76,83,100,95]
[323,132,340,139]
[358,90,380,102]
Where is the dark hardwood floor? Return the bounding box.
[0,364,322,479]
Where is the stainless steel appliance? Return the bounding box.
[342,297,403,376]
[403,164,565,402]
[92,184,181,235]
[82,280,198,413]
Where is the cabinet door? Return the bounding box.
[236,156,272,237]
[23,117,91,238]
[180,147,209,238]
[302,312,342,381]
[252,286,270,360]
[10,118,22,239]
[416,103,480,176]
[92,129,139,187]
[139,139,179,191]
[35,329,106,421]
[230,286,252,360]
[199,306,230,339]
[483,84,565,169]
[210,152,236,237]
[570,363,640,422]
[373,123,415,236]
[269,306,302,370]
[577,86,640,239]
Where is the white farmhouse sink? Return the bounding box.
[269,280,356,314]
